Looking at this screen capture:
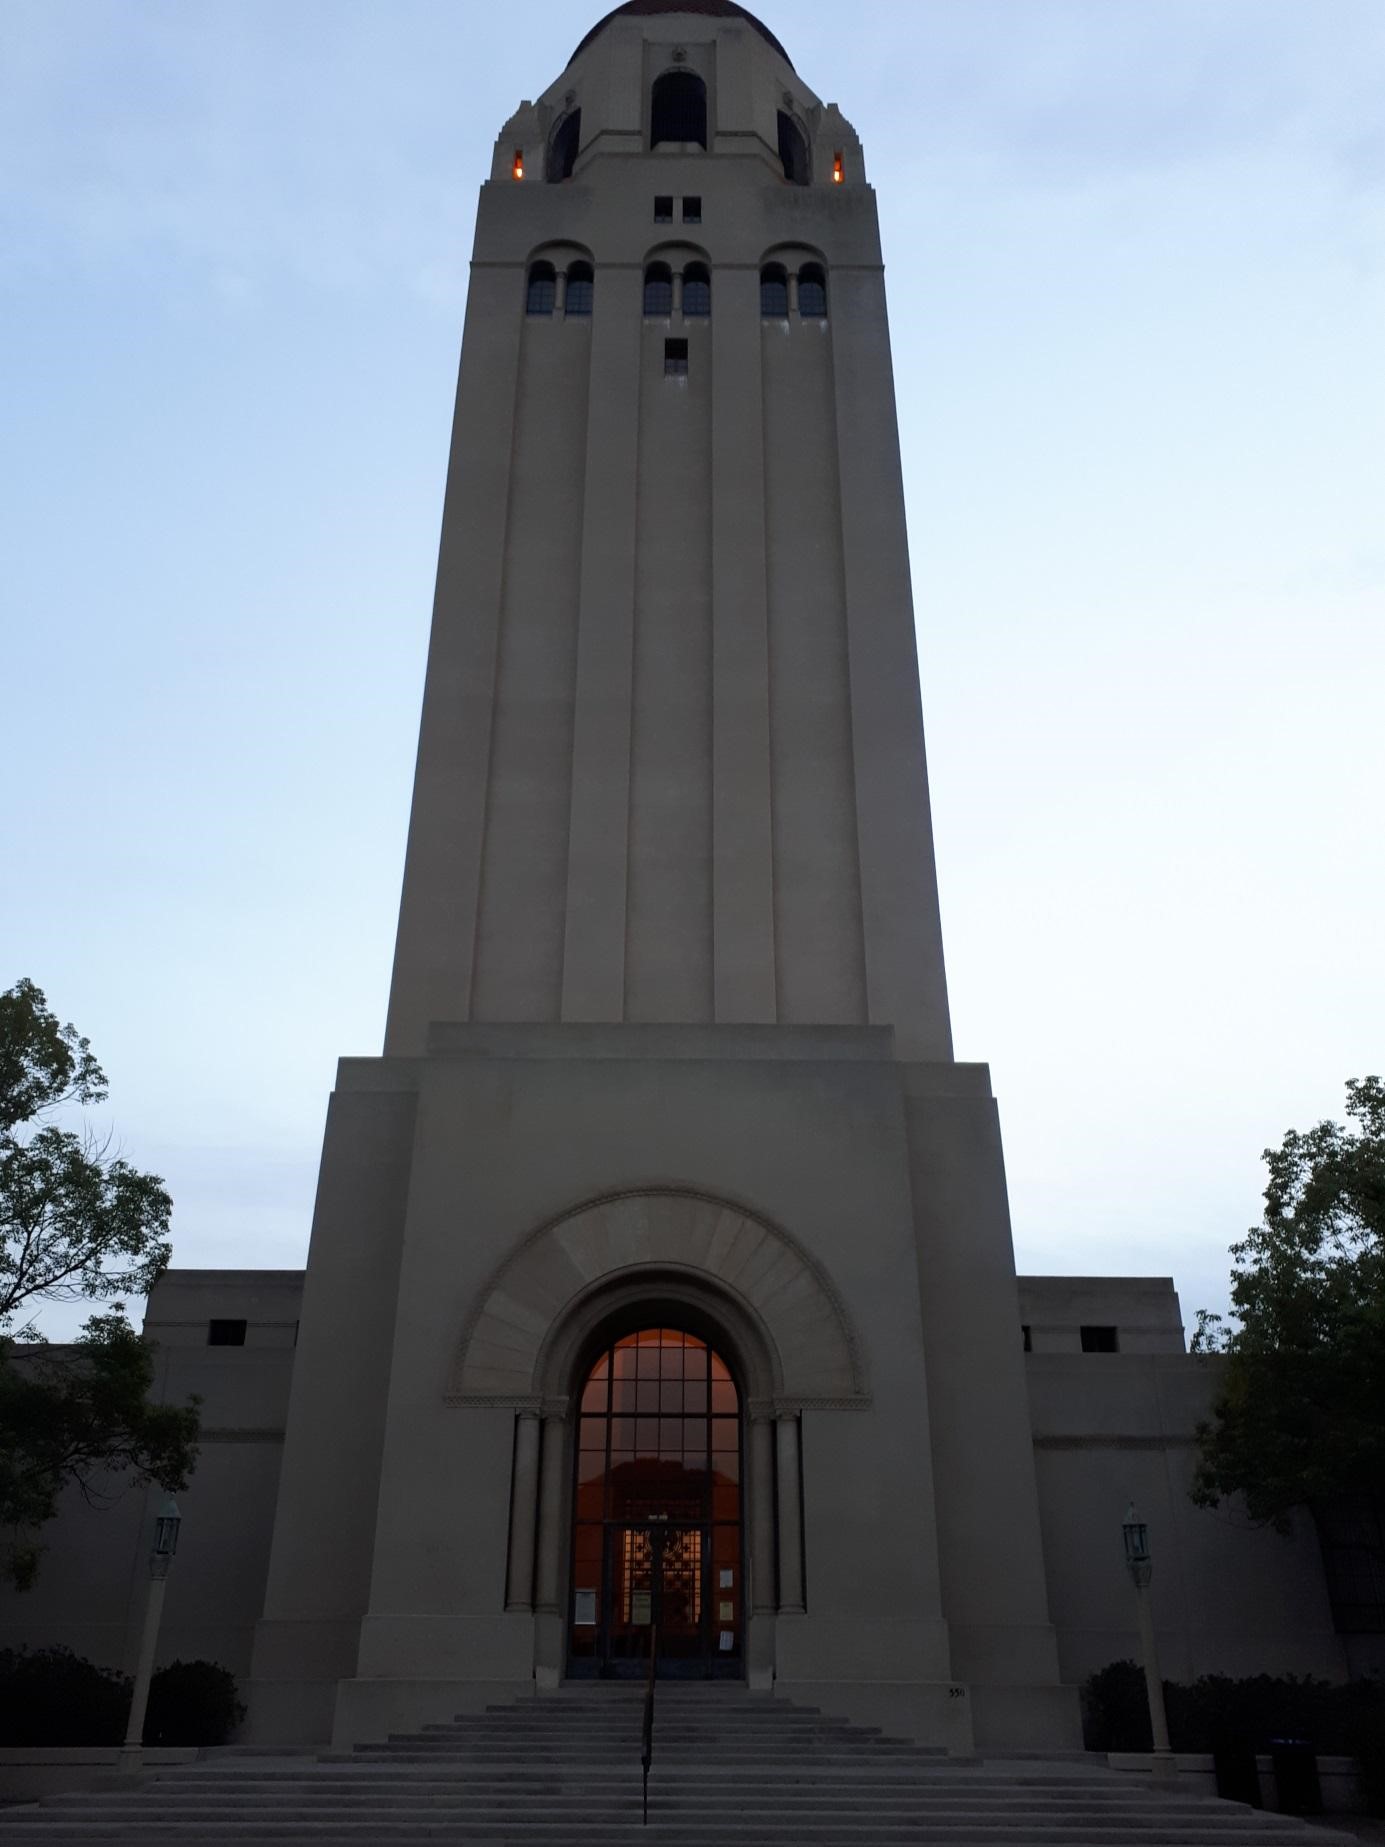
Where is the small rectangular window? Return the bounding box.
[1022,1325,1032,1353]
[1080,1324,1119,1353]
[654,195,673,222]
[682,195,702,223]
[664,338,689,377]
[208,1318,247,1347]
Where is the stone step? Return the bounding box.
[0,1684,1336,1847]
[0,1817,1336,1832]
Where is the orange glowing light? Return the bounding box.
[832,151,844,183]
[513,151,524,180]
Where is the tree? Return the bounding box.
[0,980,199,1588]
[1191,1077,1385,1531]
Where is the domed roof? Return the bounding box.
[570,1,793,72]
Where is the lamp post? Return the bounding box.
[1121,1503,1176,1783]
[118,1495,181,1773]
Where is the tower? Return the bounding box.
[249,1,1079,1751]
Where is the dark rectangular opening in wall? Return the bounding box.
[208,1318,247,1347]
[1022,1324,1032,1352]
[664,338,688,377]
[654,195,673,222]
[1080,1324,1119,1352]
[682,195,702,222]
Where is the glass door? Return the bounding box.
[568,1328,743,1679]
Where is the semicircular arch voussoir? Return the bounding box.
[449,1188,866,1408]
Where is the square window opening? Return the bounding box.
[682,195,702,222]
[654,195,674,222]
[664,338,689,377]
[1080,1324,1119,1353]
[208,1318,247,1347]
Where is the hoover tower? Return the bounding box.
[249,0,1078,1752]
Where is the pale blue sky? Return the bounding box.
[4,1,1382,1341]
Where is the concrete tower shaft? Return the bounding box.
[384,7,953,1062]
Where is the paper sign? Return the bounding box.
[719,1569,734,1588]
[718,1630,734,1652]
[631,1591,652,1625]
[573,1590,596,1626]
[719,1601,734,1621]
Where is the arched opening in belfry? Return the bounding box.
[547,108,582,182]
[777,109,810,184]
[568,1326,743,1679]
[651,70,708,149]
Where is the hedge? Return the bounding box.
[0,1647,244,1746]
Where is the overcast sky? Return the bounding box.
[4,0,1382,1342]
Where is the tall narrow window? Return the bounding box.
[526,261,556,316]
[546,109,582,183]
[760,264,788,319]
[777,111,810,185]
[798,264,827,318]
[566,262,594,317]
[651,71,707,149]
[664,338,689,377]
[682,263,711,318]
[643,263,673,317]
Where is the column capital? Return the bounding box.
[540,1398,570,1422]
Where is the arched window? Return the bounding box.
[682,263,711,318]
[526,261,556,316]
[651,71,707,150]
[546,109,582,183]
[566,262,594,317]
[777,111,810,186]
[798,263,827,319]
[569,1328,743,1677]
[759,264,788,319]
[643,263,673,317]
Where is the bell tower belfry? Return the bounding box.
[249,2,1080,1755]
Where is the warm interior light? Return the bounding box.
[513,150,524,180]
[833,151,844,183]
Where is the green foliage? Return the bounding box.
[0,1647,244,1746]
[1080,1660,1385,1802]
[1,980,173,1332]
[0,1314,199,1588]
[0,981,198,1588]
[1191,1078,1385,1529]
[144,1658,246,1746]
[0,1645,130,1746]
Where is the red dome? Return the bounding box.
[570,1,793,71]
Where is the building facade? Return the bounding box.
[2,1,1372,1753]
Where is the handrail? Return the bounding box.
[641,1617,657,1826]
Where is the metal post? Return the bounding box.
[119,1496,181,1774]
[1134,1577,1175,1776]
[1122,1504,1175,1784]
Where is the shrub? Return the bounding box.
[1081,1659,1150,1752]
[0,1646,130,1745]
[144,1658,245,1746]
[0,1647,245,1747]
[1080,1661,1385,1815]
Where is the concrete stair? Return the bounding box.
[0,1683,1341,1843]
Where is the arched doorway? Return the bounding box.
[568,1327,742,1679]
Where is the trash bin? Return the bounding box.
[1269,1738,1322,1815]
[1212,1738,1261,1807]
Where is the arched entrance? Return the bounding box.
[568,1327,743,1679]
